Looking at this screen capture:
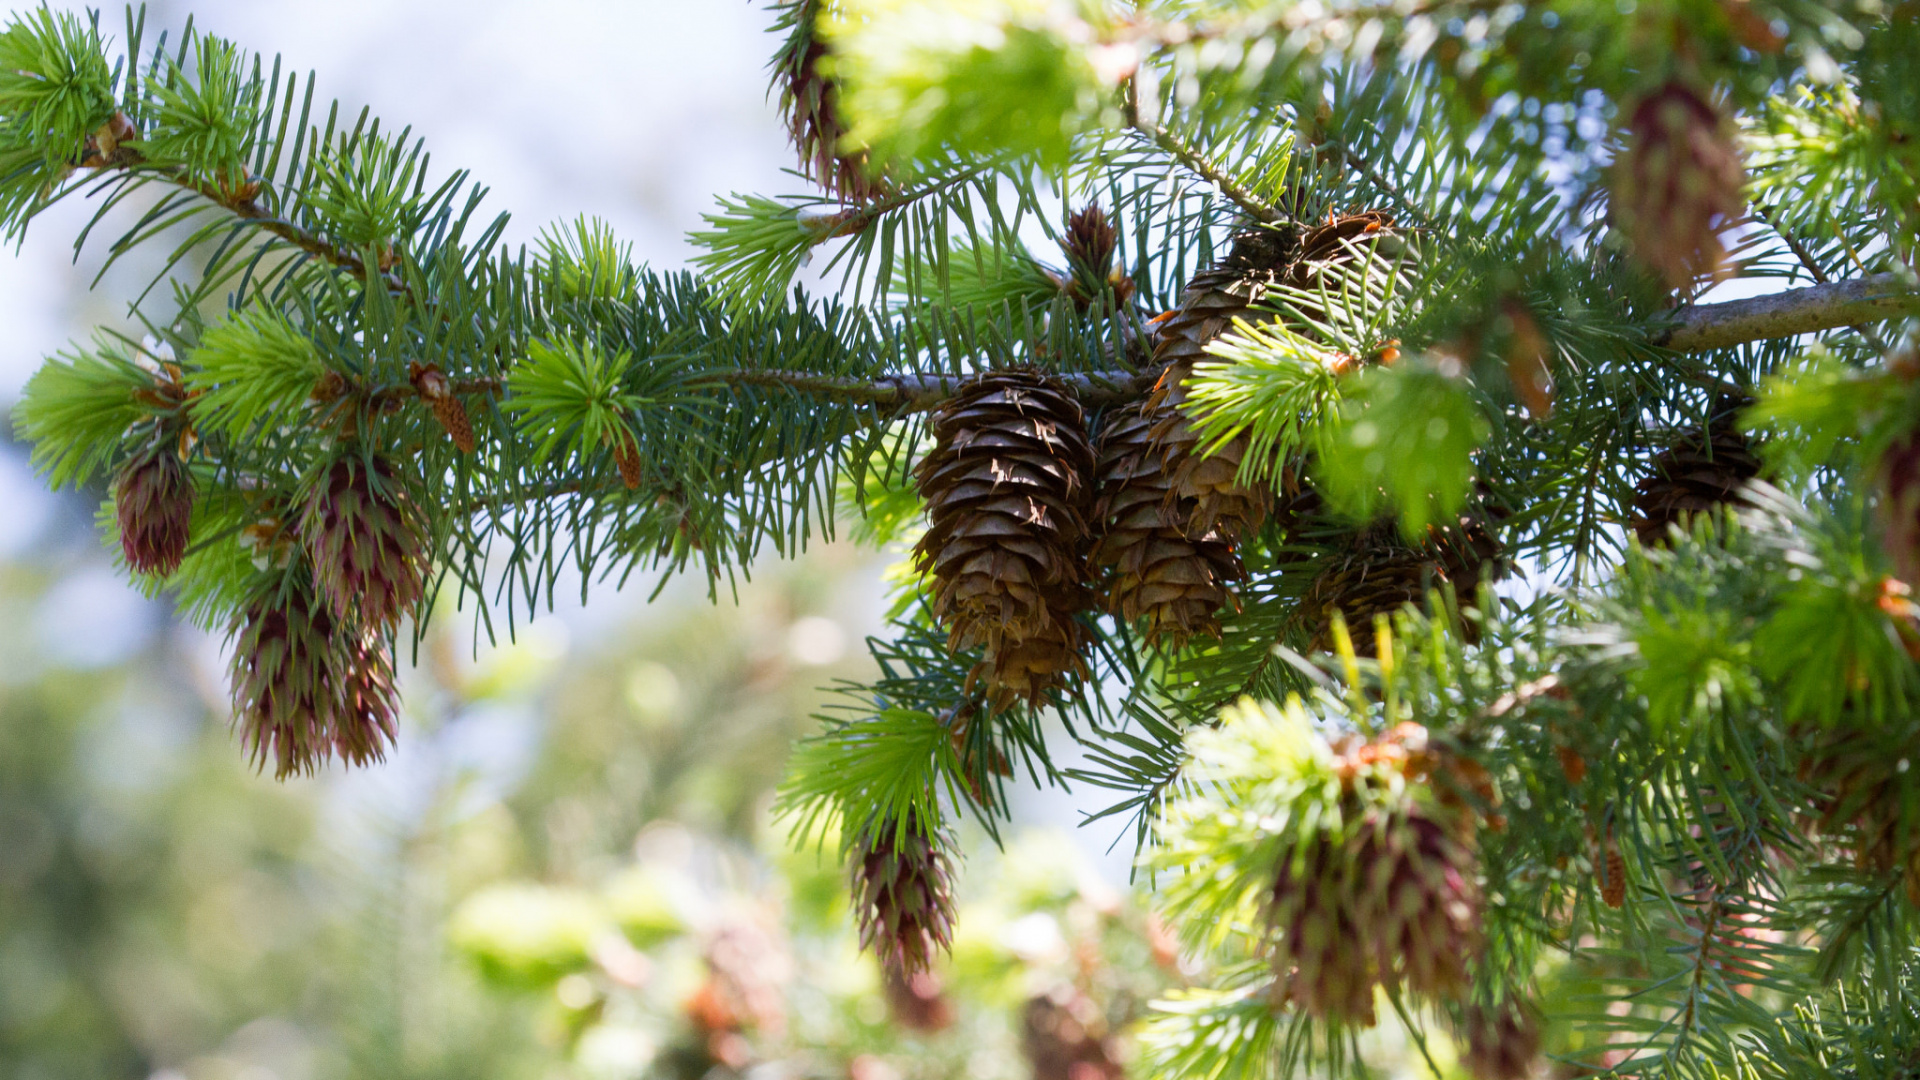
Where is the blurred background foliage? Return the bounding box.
[0,505,1185,1080]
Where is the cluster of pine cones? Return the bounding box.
[116,398,428,776]
[909,206,1509,709]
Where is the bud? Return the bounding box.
[1610,80,1746,289]
[301,455,427,629]
[851,815,956,975]
[114,438,194,575]
[411,362,477,454]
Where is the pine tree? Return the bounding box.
[8,1,1920,1076]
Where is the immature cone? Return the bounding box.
[774,0,880,200]
[1020,988,1125,1080]
[1631,392,1763,547]
[1611,80,1746,289]
[852,817,956,975]
[913,371,1095,706]
[114,438,195,575]
[1599,832,1627,909]
[1270,804,1480,1023]
[1303,509,1505,656]
[1090,404,1243,647]
[883,966,957,1034]
[1058,203,1136,312]
[301,455,427,630]
[1457,1000,1543,1080]
[229,580,398,777]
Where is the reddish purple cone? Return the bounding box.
[852,816,956,975]
[115,441,194,575]
[229,579,399,777]
[301,455,426,630]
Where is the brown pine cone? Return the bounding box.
[1632,392,1763,547]
[913,371,1095,706]
[1090,404,1243,647]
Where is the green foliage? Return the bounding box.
[185,308,324,441]
[1182,320,1346,481]
[0,5,114,225]
[1317,359,1490,538]
[538,215,637,303]
[12,335,153,488]
[823,0,1112,171]
[448,884,609,989]
[136,33,261,188]
[503,335,653,467]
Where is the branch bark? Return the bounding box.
[1657,273,1919,352]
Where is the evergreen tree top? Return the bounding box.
[5,0,1920,1074]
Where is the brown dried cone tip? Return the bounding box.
[913,371,1095,707]
[301,455,427,630]
[115,437,194,576]
[1611,80,1746,289]
[1631,392,1763,547]
[229,580,399,777]
[1457,999,1543,1080]
[851,817,956,975]
[1268,761,1481,1025]
[409,363,475,454]
[1304,510,1506,656]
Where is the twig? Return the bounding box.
[1137,121,1289,226]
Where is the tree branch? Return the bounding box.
[1657,273,1919,352]
[1134,121,1288,226]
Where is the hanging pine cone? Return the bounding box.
[851,816,957,975]
[301,455,427,630]
[1303,508,1505,656]
[913,371,1095,706]
[1020,988,1125,1080]
[1631,392,1763,547]
[229,578,399,777]
[114,435,194,576]
[883,965,957,1034]
[1090,404,1243,647]
[1142,212,1395,544]
[1610,79,1746,289]
[772,0,881,200]
[1269,802,1480,1023]
[1457,999,1544,1080]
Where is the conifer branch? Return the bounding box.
[1134,120,1288,226]
[1657,273,1920,352]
